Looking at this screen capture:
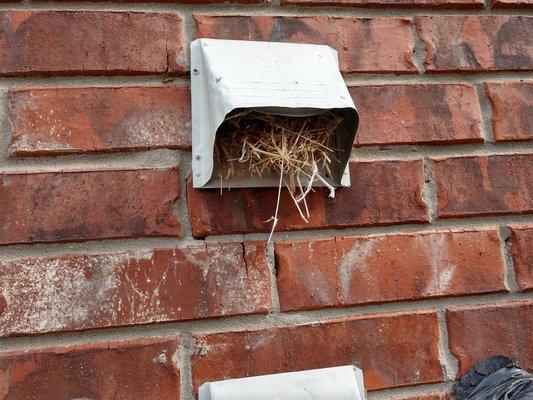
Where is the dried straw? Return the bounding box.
[214,109,342,242]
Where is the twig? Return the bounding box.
[267,160,284,243]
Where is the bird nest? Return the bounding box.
[214,109,343,241]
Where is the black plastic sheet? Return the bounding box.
[454,356,533,400]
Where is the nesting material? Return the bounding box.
[214,110,343,241]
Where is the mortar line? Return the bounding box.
[498,225,520,293]
[0,76,190,88]
[0,1,532,16]
[0,72,531,88]
[174,152,195,239]
[422,158,438,222]
[348,141,533,161]
[178,9,195,69]
[0,89,10,168]
[368,381,453,400]
[411,18,426,74]
[1,140,533,172]
[1,214,533,260]
[264,240,282,312]
[176,331,195,400]
[437,309,459,381]
[0,291,531,352]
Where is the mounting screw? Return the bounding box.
[192,68,199,75]
[195,155,201,160]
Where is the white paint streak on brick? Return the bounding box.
[337,237,382,302]
[421,234,457,296]
[0,251,154,336]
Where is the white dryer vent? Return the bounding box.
[190,38,359,189]
[198,365,366,400]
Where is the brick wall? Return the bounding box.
[0,0,531,398]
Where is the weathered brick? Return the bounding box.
[492,0,533,7]
[192,312,443,391]
[0,168,181,244]
[0,11,184,76]
[415,16,533,72]
[0,337,180,399]
[275,229,507,311]
[446,302,533,375]
[282,0,482,6]
[8,86,191,156]
[188,160,428,238]
[507,225,533,291]
[194,15,416,74]
[485,82,533,142]
[0,242,271,337]
[432,154,533,218]
[19,83,485,153]
[350,84,482,146]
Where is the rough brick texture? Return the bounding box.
[194,15,417,74]
[0,168,181,244]
[507,226,533,291]
[8,86,191,156]
[0,11,184,76]
[1,1,532,399]
[432,154,533,218]
[485,82,533,142]
[446,302,533,374]
[492,0,533,7]
[282,0,482,7]
[192,311,442,392]
[8,83,486,154]
[0,242,271,337]
[350,84,482,146]
[0,337,180,400]
[275,229,507,311]
[188,160,427,237]
[415,16,533,72]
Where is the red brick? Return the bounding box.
[8,86,191,156]
[446,302,533,375]
[21,83,478,152]
[282,0,482,6]
[415,16,533,72]
[275,229,507,312]
[507,225,533,291]
[192,311,443,392]
[432,154,533,218]
[492,0,533,7]
[194,15,416,74]
[0,242,271,337]
[0,168,181,245]
[350,84,482,146]
[485,82,533,142]
[188,160,428,238]
[0,337,180,399]
[0,11,184,76]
